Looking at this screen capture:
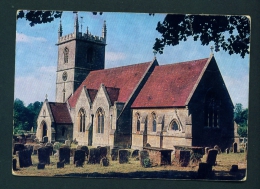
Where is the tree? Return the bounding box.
[153,15,250,58]
[17,12,250,58]
[234,103,248,137]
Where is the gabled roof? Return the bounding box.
[131,57,210,108]
[68,61,152,108]
[48,102,72,124]
[87,89,98,103]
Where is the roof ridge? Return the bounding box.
[159,57,209,67]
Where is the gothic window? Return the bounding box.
[152,112,156,132]
[87,48,94,63]
[97,108,104,133]
[78,108,86,132]
[63,47,69,63]
[204,91,219,127]
[136,113,140,132]
[170,120,179,131]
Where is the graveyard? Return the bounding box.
[12,137,247,180]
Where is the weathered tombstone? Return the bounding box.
[13,143,25,155]
[37,163,45,169]
[206,149,218,166]
[214,145,221,154]
[233,142,238,153]
[65,140,71,147]
[175,150,190,167]
[119,149,129,164]
[100,157,109,166]
[225,148,230,154]
[13,158,17,171]
[88,148,101,164]
[57,161,64,168]
[43,136,48,143]
[140,150,149,167]
[99,147,107,158]
[132,149,139,158]
[38,147,50,165]
[74,150,85,165]
[80,146,89,158]
[59,147,70,164]
[19,149,32,168]
[204,147,210,155]
[45,145,53,156]
[111,148,119,161]
[197,163,212,179]
[230,164,238,172]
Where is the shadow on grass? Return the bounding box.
[54,168,246,181]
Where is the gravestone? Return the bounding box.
[37,163,45,169]
[214,145,221,154]
[19,149,32,168]
[225,148,229,154]
[88,148,101,164]
[80,146,89,158]
[59,147,70,164]
[206,149,218,166]
[230,164,238,172]
[100,157,109,166]
[233,142,238,153]
[119,149,129,164]
[75,160,84,167]
[38,147,50,165]
[43,136,48,143]
[111,148,119,161]
[197,163,212,179]
[65,140,71,147]
[13,158,17,171]
[140,150,149,167]
[74,150,85,165]
[13,143,25,155]
[132,150,139,158]
[57,161,64,168]
[25,144,33,155]
[99,147,107,158]
[45,145,53,156]
[204,147,210,155]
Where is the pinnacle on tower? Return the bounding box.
[102,20,107,41]
[58,20,63,37]
[74,12,79,35]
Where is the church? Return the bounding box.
[36,14,237,151]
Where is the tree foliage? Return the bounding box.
[234,103,248,137]
[13,98,43,133]
[153,15,250,58]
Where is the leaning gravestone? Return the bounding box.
[206,149,218,166]
[74,150,85,165]
[140,150,149,167]
[233,142,238,153]
[19,149,32,168]
[111,148,119,161]
[59,147,70,164]
[13,143,25,155]
[119,149,129,164]
[99,147,107,158]
[88,148,101,164]
[38,147,50,165]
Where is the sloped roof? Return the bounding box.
[131,58,209,108]
[48,102,72,124]
[105,87,120,105]
[68,61,152,108]
[87,89,98,103]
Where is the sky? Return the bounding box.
[15,11,250,109]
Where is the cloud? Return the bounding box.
[105,52,127,61]
[16,32,47,43]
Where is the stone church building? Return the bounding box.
[36,14,236,151]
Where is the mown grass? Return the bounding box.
[12,150,247,180]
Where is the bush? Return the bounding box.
[143,158,151,168]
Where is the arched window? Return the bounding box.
[136,113,140,132]
[170,120,179,131]
[97,108,104,133]
[152,112,156,132]
[63,47,69,63]
[78,108,85,132]
[204,90,219,127]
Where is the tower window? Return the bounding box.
[64,47,69,63]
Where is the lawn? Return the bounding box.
[12,150,247,180]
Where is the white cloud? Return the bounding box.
[16,32,47,43]
[105,52,127,61]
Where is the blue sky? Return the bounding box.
[15,11,249,108]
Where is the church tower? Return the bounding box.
[56,13,107,102]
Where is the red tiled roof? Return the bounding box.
[49,102,72,124]
[68,62,152,108]
[105,87,120,105]
[87,89,98,103]
[131,58,209,108]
